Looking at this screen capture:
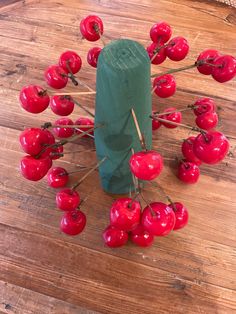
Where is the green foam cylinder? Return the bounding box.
[94,39,152,194]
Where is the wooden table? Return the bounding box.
[0,1,235,313]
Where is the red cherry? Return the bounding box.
[19,85,49,114]
[20,155,52,181]
[129,150,163,181]
[212,55,236,83]
[165,36,189,61]
[56,188,80,211]
[130,224,154,247]
[181,137,202,166]
[60,210,86,235]
[193,131,229,164]
[141,202,176,236]
[146,41,166,65]
[75,117,94,138]
[150,21,172,43]
[50,95,74,116]
[47,167,69,188]
[152,116,162,131]
[102,226,128,248]
[153,74,176,98]
[80,15,104,42]
[193,97,216,116]
[59,50,82,74]
[195,111,218,130]
[169,202,189,230]
[110,198,141,231]
[53,118,74,138]
[50,145,64,160]
[39,129,56,158]
[19,128,49,156]
[87,47,102,68]
[44,65,68,89]
[178,161,200,184]
[159,107,182,128]
[197,49,220,75]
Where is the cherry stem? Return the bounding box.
[131,108,147,151]
[138,192,156,216]
[150,42,174,62]
[150,115,206,133]
[45,124,95,129]
[51,148,96,157]
[51,91,96,96]
[72,156,107,190]
[73,98,95,118]
[153,105,197,116]
[38,89,48,97]
[147,180,176,210]
[151,60,222,78]
[65,61,79,86]
[59,166,96,176]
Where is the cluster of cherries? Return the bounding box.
[18,14,234,248]
[148,21,236,98]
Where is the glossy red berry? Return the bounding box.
[129,150,163,181]
[165,36,189,61]
[193,131,229,164]
[153,74,176,98]
[193,97,216,116]
[197,49,220,75]
[212,55,236,83]
[195,111,218,130]
[19,85,49,114]
[110,198,141,231]
[87,47,102,68]
[141,202,176,236]
[56,188,80,211]
[44,65,68,89]
[159,107,182,128]
[19,128,49,156]
[50,95,74,116]
[146,41,166,65]
[178,161,200,184]
[152,116,162,131]
[169,202,189,231]
[60,210,86,236]
[181,137,202,166]
[20,155,52,181]
[130,224,154,247]
[75,117,94,137]
[47,167,69,188]
[150,21,172,43]
[103,226,128,248]
[53,118,74,138]
[50,145,64,160]
[59,51,82,74]
[39,129,55,158]
[80,15,104,42]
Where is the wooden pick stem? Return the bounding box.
[73,99,95,118]
[151,116,204,133]
[153,105,197,116]
[72,156,107,190]
[131,108,147,150]
[51,91,96,96]
[49,124,95,129]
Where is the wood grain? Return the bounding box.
[0,0,236,313]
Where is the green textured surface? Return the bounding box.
[95,39,152,194]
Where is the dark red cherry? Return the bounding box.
[80,15,104,42]
[59,50,82,74]
[56,188,80,211]
[50,95,74,116]
[141,202,176,236]
[130,224,154,247]
[153,74,176,98]
[195,111,218,130]
[60,210,86,235]
[20,155,52,181]
[212,55,236,83]
[102,226,128,248]
[181,137,202,166]
[53,118,74,138]
[150,21,172,43]
[169,202,189,230]
[193,97,216,116]
[193,131,229,164]
[44,65,68,89]
[87,47,102,68]
[178,161,200,184]
[197,49,220,75]
[47,167,69,188]
[19,128,49,156]
[165,36,189,61]
[129,150,163,181]
[110,198,141,231]
[19,85,49,114]
[159,107,182,128]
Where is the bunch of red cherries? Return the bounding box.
[18,15,235,248]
